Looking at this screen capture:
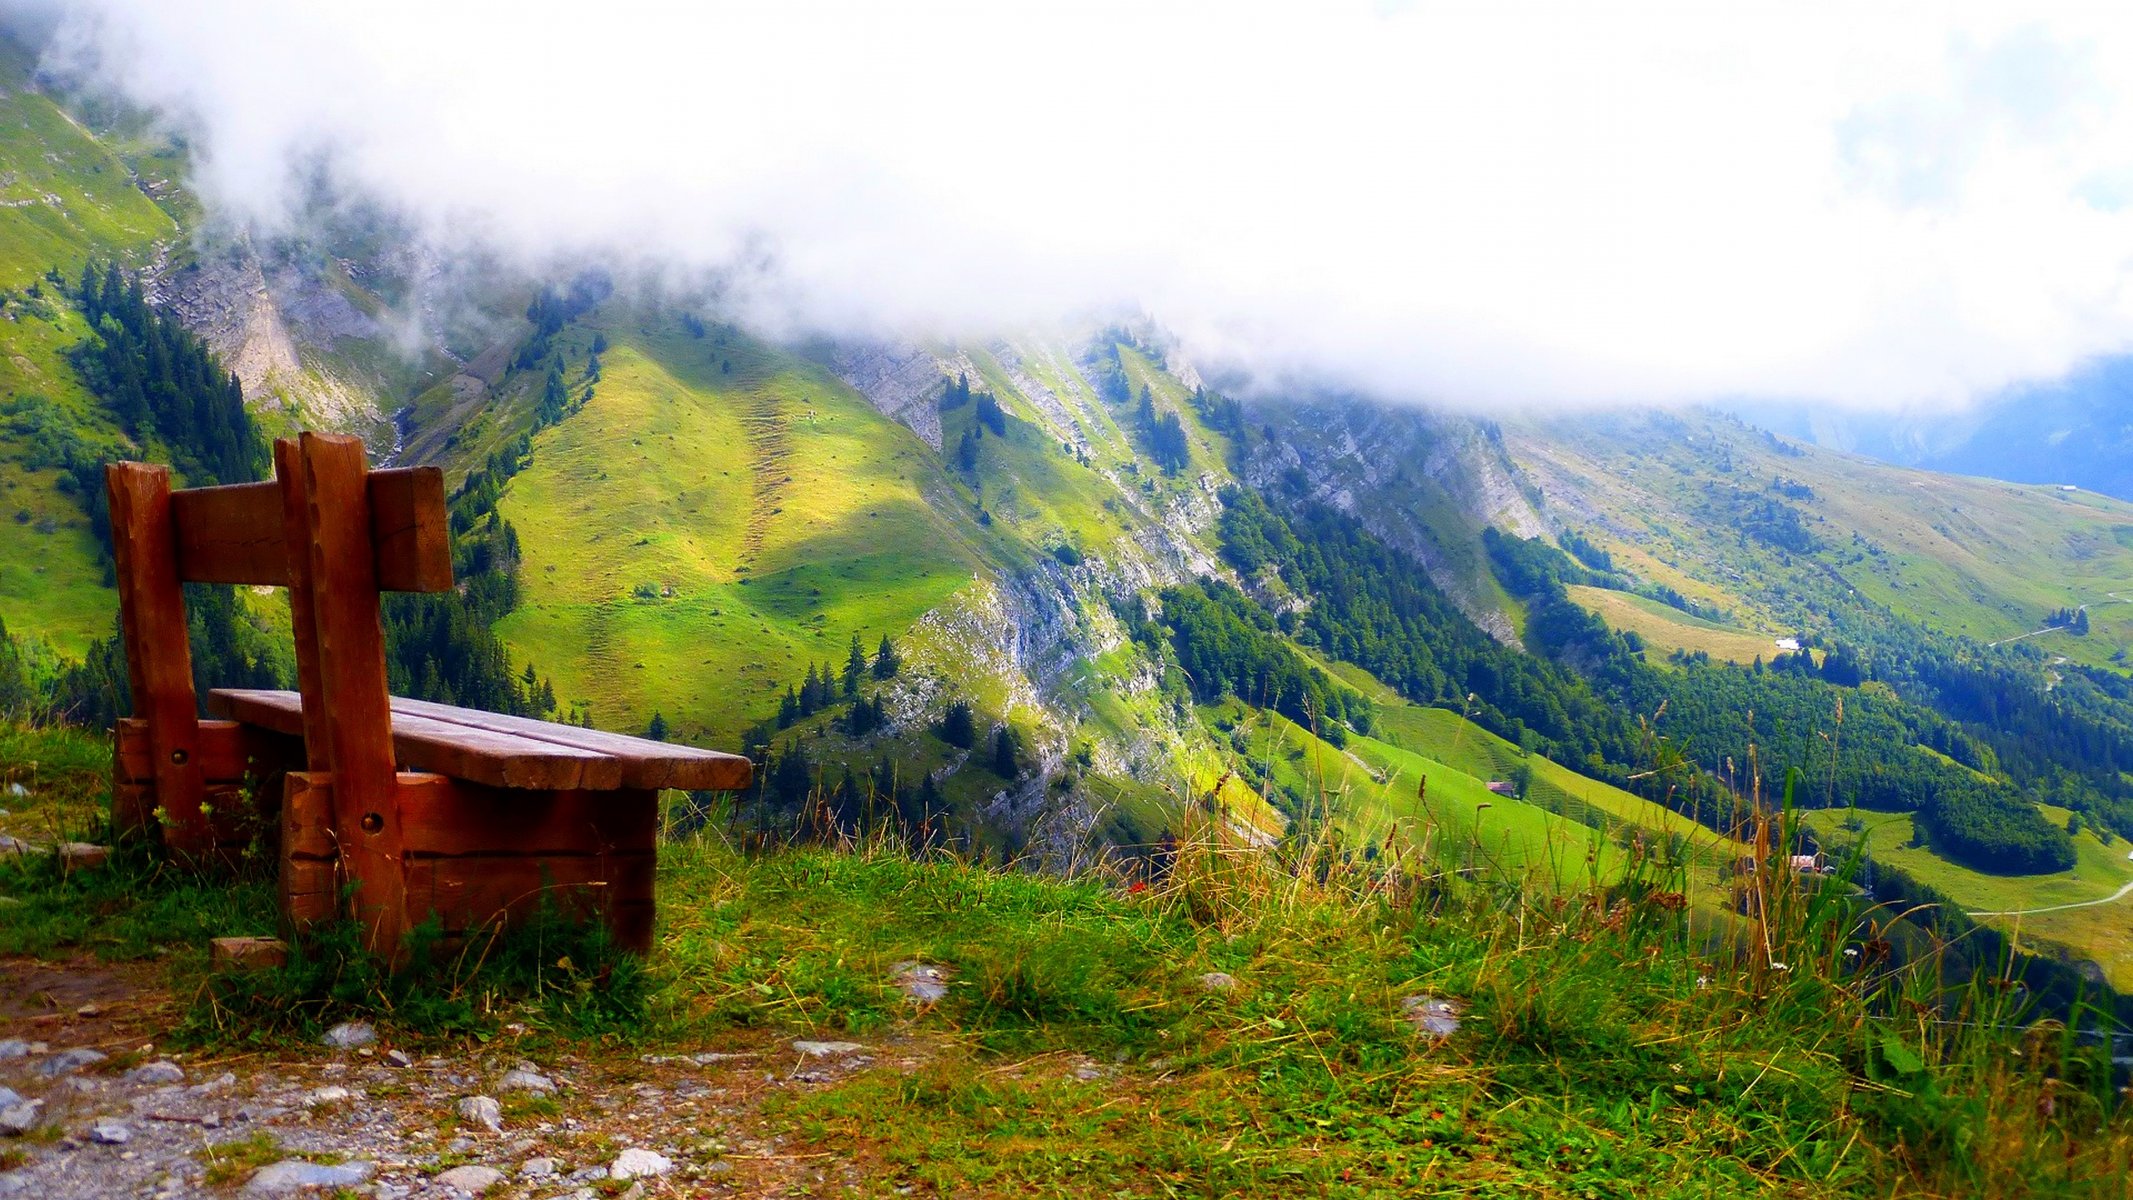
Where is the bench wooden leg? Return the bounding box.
[278,774,660,956]
[280,772,340,933]
[115,719,296,867]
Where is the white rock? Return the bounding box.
[301,1086,351,1107]
[0,1099,38,1136]
[320,1022,376,1049]
[497,1069,555,1094]
[791,1040,865,1058]
[36,1047,106,1077]
[0,1040,27,1060]
[244,1159,375,1192]
[125,1060,185,1085]
[609,1149,673,1180]
[518,1157,558,1178]
[433,1164,506,1193]
[456,1095,502,1133]
[89,1119,130,1144]
[1196,971,1237,992]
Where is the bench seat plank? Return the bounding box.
[387,696,753,791]
[208,689,624,792]
[205,688,752,793]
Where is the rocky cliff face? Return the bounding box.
[1246,398,1541,642]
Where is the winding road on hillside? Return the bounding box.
[1986,589,2132,648]
[1969,877,2133,918]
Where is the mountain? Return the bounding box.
[1739,357,2133,502]
[6,26,2133,1000]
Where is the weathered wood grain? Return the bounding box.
[105,462,209,857]
[208,689,624,791]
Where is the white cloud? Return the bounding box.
[24,0,2133,410]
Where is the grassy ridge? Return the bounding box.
[1566,584,1785,666]
[492,315,979,743]
[0,40,178,654]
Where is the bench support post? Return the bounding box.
[283,433,407,955]
[105,462,211,856]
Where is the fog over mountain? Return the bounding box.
[18,0,2133,412]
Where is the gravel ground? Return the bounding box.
[0,958,930,1198]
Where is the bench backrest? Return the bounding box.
[106,432,451,855]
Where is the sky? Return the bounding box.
[21,0,2133,412]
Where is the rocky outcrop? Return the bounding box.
[163,239,390,436]
[824,341,950,450]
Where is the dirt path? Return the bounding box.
[1969,877,2133,918]
[1987,589,2133,648]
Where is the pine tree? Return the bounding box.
[872,634,900,679]
[938,700,976,748]
[992,726,1019,778]
[645,711,669,741]
[778,685,802,728]
[843,633,867,698]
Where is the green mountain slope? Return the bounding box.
[1510,408,2133,672]
[0,35,178,654]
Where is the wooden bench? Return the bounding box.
[106,432,750,955]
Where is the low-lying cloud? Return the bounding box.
[21,0,2133,411]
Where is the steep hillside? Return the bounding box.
[0,34,177,654]
[1509,408,2133,674]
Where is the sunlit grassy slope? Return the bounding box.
[492,314,982,743]
[1801,802,2133,988]
[0,36,177,654]
[1566,584,1787,666]
[1512,410,2133,672]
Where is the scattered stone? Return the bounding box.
[456,1095,502,1133]
[211,937,288,971]
[0,1090,16,1110]
[192,1072,237,1094]
[57,843,109,870]
[1401,994,1463,1038]
[384,1049,413,1069]
[609,1149,672,1180]
[433,1165,506,1193]
[0,1042,23,1060]
[891,960,950,1004]
[0,835,33,856]
[518,1157,558,1179]
[36,1047,107,1077]
[125,1060,185,1086]
[74,1003,101,1018]
[88,1119,130,1145]
[244,1159,375,1193]
[0,1099,42,1136]
[497,1068,555,1094]
[302,1086,351,1108]
[791,1040,865,1058]
[1196,971,1238,993]
[320,1021,376,1050]
[1071,1063,1107,1082]
[5,783,26,797]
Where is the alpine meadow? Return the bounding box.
[6,5,2133,1198]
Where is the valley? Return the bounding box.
[3,17,2133,1038]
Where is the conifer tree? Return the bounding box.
[843,633,867,698]
[872,634,900,679]
[993,726,1019,778]
[645,711,669,741]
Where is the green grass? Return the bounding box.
[4,718,2129,1196]
[491,314,980,743]
[1802,800,2133,989]
[1567,584,1785,666]
[0,38,181,655]
[1508,411,2133,672]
